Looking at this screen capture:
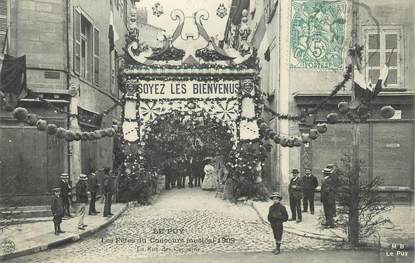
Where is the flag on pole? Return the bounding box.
[353,62,389,104]
[108,11,119,52]
[0,55,27,110]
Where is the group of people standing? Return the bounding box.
[163,155,228,192]
[288,164,338,227]
[50,168,115,235]
[267,164,339,256]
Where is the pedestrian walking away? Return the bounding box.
[103,167,114,217]
[302,168,319,214]
[76,174,89,230]
[59,172,72,217]
[267,192,289,255]
[321,165,337,228]
[88,171,99,215]
[50,187,65,235]
[288,169,303,222]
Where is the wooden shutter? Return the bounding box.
[73,8,81,75]
[0,0,8,53]
[93,27,99,84]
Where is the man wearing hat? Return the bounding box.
[88,172,99,215]
[76,174,89,230]
[288,169,303,222]
[59,173,72,217]
[302,168,319,214]
[51,188,65,235]
[267,192,288,255]
[320,165,337,228]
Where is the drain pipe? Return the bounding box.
[66,0,72,192]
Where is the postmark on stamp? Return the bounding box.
[290,0,347,70]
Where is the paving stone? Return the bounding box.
[6,189,340,263]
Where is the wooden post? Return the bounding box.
[349,0,360,246]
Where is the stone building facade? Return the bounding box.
[0,0,136,206]
[225,0,414,200]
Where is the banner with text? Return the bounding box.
[132,80,240,99]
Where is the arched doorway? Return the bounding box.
[142,110,234,191]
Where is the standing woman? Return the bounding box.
[201,157,217,191]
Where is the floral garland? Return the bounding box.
[309,64,353,114]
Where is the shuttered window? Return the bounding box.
[93,28,99,84]
[0,0,8,53]
[73,8,81,75]
[74,8,99,85]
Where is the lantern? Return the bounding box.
[13,107,29,122]
[326,113,338,124]
[380,106,395,119]
[338,101,349,113]
[36,119,48,131]
[316,123,328,134]
[80,132,89,141]
[309,129,319,140]
[293,136,302,147]
[65,130,76,142]
[301,133,310,143]
[74,131,82,141]
[47,124,58,135]
[280,137,288,147]
[26,113,38,126]
[56,128,67,139]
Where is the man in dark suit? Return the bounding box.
[192,156,203,187]
[103,167,114,217]
[321,166,337,228]
[163,164,173,190]
[176,157,187,188]
[302,168,319,214]
[88,172,99,215]
[288,169,303,223]
[59,173,72,217]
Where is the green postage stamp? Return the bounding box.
[290,0,347,70]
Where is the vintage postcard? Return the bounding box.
[0,0,413,262]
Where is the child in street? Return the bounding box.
[267,192,288,255]
[51,188,65,235]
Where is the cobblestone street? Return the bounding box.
[5,188,342,263]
